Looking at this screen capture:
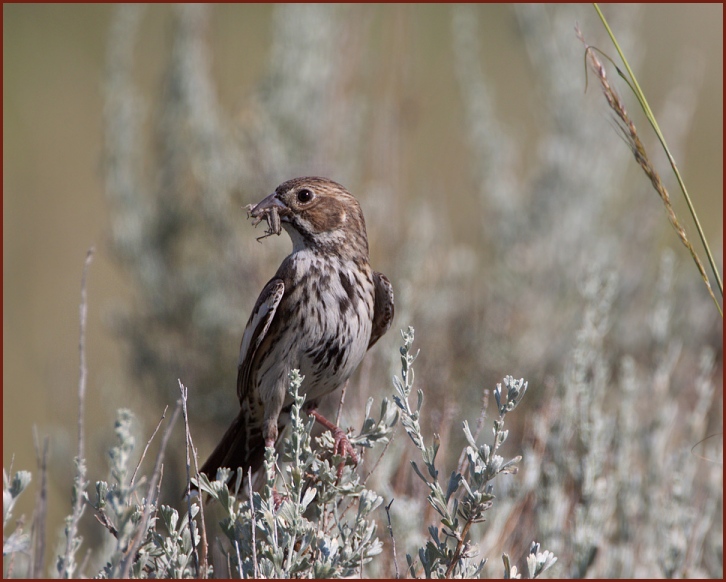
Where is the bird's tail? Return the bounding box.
[198,410,266,487]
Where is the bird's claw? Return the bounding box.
[271,488,286,510]
[331,427,359,480]
[307,408,359,480]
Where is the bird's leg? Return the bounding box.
[306,407,359,479]
[271,489,285,510]
[260,423,288,508]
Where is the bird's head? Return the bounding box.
[248,177,369,258]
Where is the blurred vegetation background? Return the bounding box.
[3,4,722,577]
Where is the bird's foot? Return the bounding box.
[271,488,286,510]
[307,409,359,480]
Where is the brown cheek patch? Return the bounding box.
[305,198,346,232]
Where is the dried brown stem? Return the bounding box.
[179,381,204,578]
[178,380,208,578]
[384,499,400,579]
[444,519,474,578]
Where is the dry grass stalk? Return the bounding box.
[577,27,720,315]
[59,247,95,578]
[179,381,209,578]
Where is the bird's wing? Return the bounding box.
[368,271,394,350]
[237,278,285,402]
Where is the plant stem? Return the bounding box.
[594,3,723,302]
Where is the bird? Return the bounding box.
[199,176,394,486]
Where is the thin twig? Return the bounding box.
[363,427,398,486]
[78,548,93,578]
[194,471,209,578]
[118,400,182,578]
[30,429,49,578]
[76,247,94,462]
[60,247,95,578]
[444,520,474,578]
[179,381,201,578]
[183,384,209,578]
[226,546,232,579]
[92,507,119,538]
[6,518,24,577]
[155,464,165,513]
[384,499,400,579]
[249,466,259,578]
[235,540,244,579]
[130,405,168,488]
[5,553,15,577]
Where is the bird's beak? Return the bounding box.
[250,192,287,218]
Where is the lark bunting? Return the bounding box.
[200,177,394,483]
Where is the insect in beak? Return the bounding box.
[245,193,286,241]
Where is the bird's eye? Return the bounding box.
[296,188,314,204]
